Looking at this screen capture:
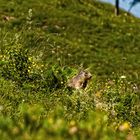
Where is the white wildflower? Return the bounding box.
[120,75,126,79]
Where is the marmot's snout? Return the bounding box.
[83,71,92,79]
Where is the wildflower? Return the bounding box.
[57,45,60,49]
[70,120,76,126]
[48,118,53,124]
[68,53,72,57]
[28,57,32,61]
[52,50,55,54]
[69,126,78,135]
[28,9,32,19]
[69,121,78,135]
[12,127,20,135]
[119,122,130,131]
[95,91,102,98]
[126,133,136,140]
[57,58,61,61]
[120,75,126,79]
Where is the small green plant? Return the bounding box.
[27,64,75,93]
[2,47,31,86]
[94,77,140,128]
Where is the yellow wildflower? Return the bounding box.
[119,122,131,131]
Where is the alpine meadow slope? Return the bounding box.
[0,0,140,139]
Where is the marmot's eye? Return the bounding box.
[85,72,88,76]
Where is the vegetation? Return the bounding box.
[0,0,140,139]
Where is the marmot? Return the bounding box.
[68,70,92,89]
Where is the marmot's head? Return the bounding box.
[78,70,92,89]
[79,70,92,80]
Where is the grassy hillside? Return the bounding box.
[0,0,140,139]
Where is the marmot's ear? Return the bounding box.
[78,69,84,74]
[78,63,84,72]
[85,67,91,72]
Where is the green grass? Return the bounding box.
[0,0,140,139]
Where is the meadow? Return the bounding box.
[0,0,140,139]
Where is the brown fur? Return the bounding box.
[68,70,92,89]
